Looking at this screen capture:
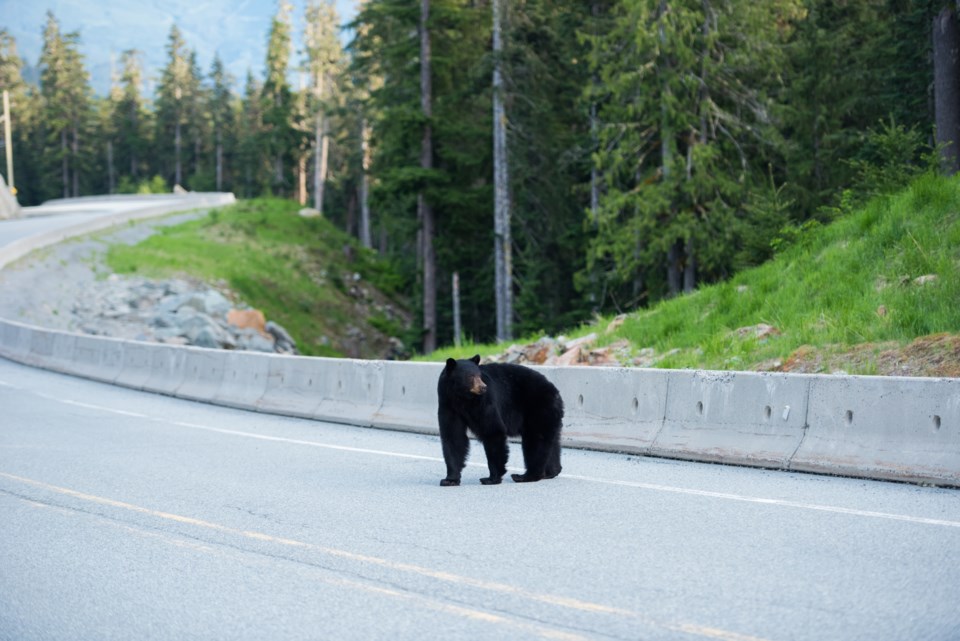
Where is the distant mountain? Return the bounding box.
[2,0,356,97]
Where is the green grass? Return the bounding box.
[107,198,412,358]
[429,173,960,371]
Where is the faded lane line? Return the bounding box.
[0,471,771,641]
[562,474,960,529]
[9,495,583,641]
[7,382,960,529]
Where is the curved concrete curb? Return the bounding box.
[1,194,958,487]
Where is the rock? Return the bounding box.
[563,333,597,352]
[735,323,780,341]
[173,184,188,194]
[227,308,267,335]
[266,320,298,354]
[913,274,938,286]
[298,207,321,218]
[876,305,888,318]
[606,314,627,334]
[555,345,582,366]
[524,337,559,364]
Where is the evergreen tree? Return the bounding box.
[262,1,296,197]
[38,11,94,199]
[111,49,149,183]
[208,54,235,193]
[155,25,193,187]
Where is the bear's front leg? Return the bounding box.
[439,407,469,487]
[479,432,508,485]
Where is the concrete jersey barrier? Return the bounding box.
[1,194,958,487]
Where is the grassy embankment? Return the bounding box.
[430,173,960,375]
[106,198,411,358]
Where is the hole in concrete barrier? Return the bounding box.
[577,394,584,408]
[402,386,406,396]
[845,410,854,426]
[933,415,941,431]
[696,401,704,416]
[632,397,639,413]
[764,405,772,421]
[308,378,313,386]
[338,380,342,390]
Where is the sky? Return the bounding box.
[1,0,359,96]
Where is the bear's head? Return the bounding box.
[442,354,487,396]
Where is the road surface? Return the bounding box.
[1,198,959,641]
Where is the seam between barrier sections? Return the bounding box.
[646,371,671,454]
[785,377,813,473]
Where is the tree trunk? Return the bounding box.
[420,0,437,353]
[359,119,372,249]
[174,118,182,186]
[61,129,68,199]
[216,131,223,192]
[107,140,115,194]
[667,240,682,297]
[934,7,960,174]
[71,126,79,197]
[298,154,307,205]
[492,0,512,342]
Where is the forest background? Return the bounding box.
[0,0,950,354]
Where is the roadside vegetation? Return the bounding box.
[429,173,960,377]
[106,199,413,359]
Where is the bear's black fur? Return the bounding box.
[437,355,563,486]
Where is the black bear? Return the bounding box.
[437,355,563,486]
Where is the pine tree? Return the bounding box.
[111,49,149,183]
[304,0,343,212]
[155,25,193,188]
[262,1,296,197]
[208,54,235,193]
[39,11,94,199]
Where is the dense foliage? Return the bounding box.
[0,1,945,354]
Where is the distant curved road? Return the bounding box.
[1,199,959,641]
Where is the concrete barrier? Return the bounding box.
[142,344,188,396]
[257,354,324,418]
[174,348,228,403]
[650,370,811,468]
[213,350,270,410]
[114,340,157,390]
[71,335,125,384]
[312,358,383,427]
[0,319,33,363]
[373,361,442,435]
[541,366,669,453]
[792,375,960,485]
[2,194,960,487]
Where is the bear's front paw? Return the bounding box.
[511,473,542,483]
[440,478,461,487]
[479,476,502,485]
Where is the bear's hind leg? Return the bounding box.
[479,434,508,485]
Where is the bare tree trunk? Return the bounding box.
[175,118,182,186]
[420,0,437,353]
[492,0,512,342]
[61,129,68,199]
[359,119,372,249]
[934,7,960,174]
[683,238,696,293]
[107,140,115,194]
[71,126,79,197]
[313,69,327,213]
[298,154,307,205]
[216,130,223,191]
[319,115,330,210]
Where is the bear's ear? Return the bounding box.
[445,358,457,370]
[470,354,481,365]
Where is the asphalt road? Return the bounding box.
[1,198,960,641]
[1,357,959,641]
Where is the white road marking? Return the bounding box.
[3,377,959,529]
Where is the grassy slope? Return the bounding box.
[106,198,411,358]
[430,174,960,373]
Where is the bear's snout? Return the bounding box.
[469,375,487,395]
